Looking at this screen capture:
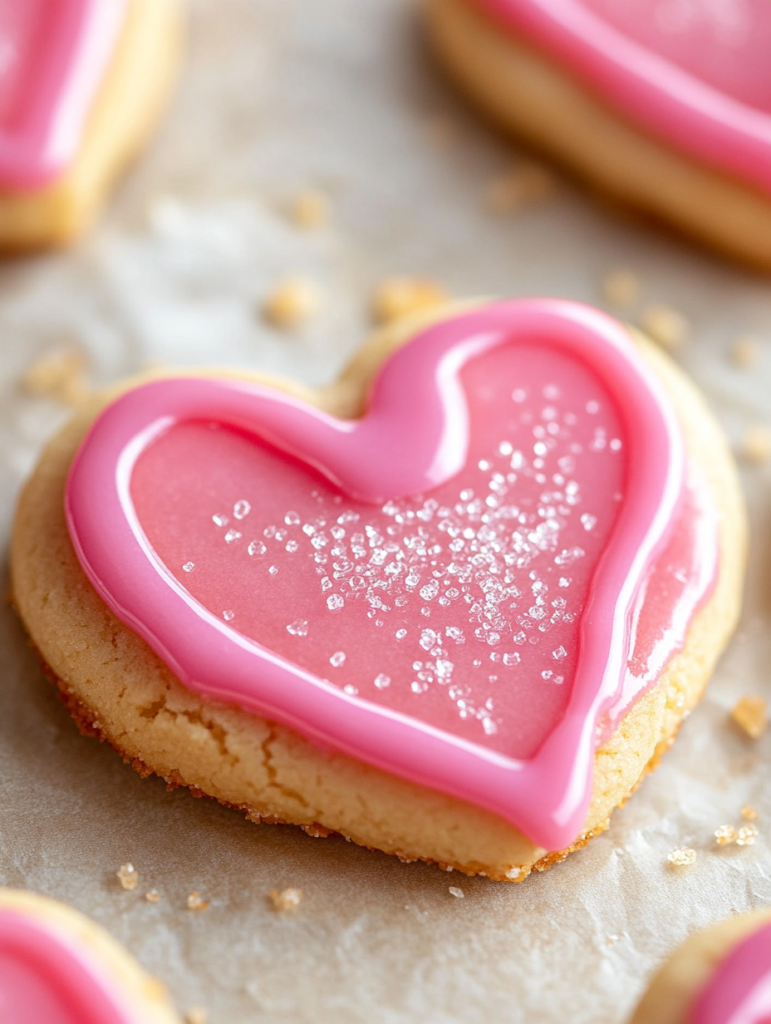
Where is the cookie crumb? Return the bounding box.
[269,888,303,912]
[288,189,329,230]
[22,349,89,404]
[485,160,555,214]
[426,114,458,149]
[731,695,767,739]
[186,891,209,911]
[372,277,449,325]
[116,863,138,891]
[667,847,697,867]
[641,305,689,349]
[714,824,738,847]
[186,1009,207,1024]
[262,277,322,330]
[602,269,640,308]
[145,889,160,903]
[738,427,771,465]
[448,886,464,898]
[730,334,760,370]
[741,805,759,821]
[736,824,759,847]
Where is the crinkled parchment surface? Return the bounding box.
[0,2,769,1022]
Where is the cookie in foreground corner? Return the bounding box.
[0,0,182,252]
[0,888,181,1023]
[629,909,771,1024]
[11,299,745,880]
[425,0,771,272]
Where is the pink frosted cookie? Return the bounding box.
[630,909,771,1024]
[0,889,180,1023]
[0,0,182,251]
[426,0,771,271]
[11,300,744,879]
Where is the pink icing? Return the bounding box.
[472,0,771,195]
[0,0,126,190]
[65,300,717,851]
[0,907,137,1024]
[689,922,771,1024]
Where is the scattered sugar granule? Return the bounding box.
[714,824,738,847]
[448,886,465,899]
[667,847,697,867]
[22,348,89,404]
[186,892,209,911]
[371,277,449,325]
[738,427,771,466]
[145,890,160,903]
[485,160,555,214]
[602,269,640,308]
[730,334,760,370]
[288,188,330,230]
[731,695,768,739]
[186,1009,208,1024]
[642,305,690,349]
[269,888,303,912]
[736,824,759,846]
[741,805,759,822]
[262,277,322,330]
[116,863,138,891]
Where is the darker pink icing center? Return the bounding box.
[472,0,771,194]
[0,910,134,1024]
[65,300,717,851]
[689,922,771,1024]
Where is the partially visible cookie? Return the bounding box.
[0,0,183,252]
[11,300,745,881]
[629,910,771,1024]
[426,0,771,272]
[0,888,181,1023]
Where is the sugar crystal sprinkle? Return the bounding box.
[714,825,738,847]
[667,847,697,867]
[116,863,138,890]
[145,890,160,903]
[269,888,303,912]
[741,805,759,821]
[736,824,759,847]
[602,269,640,308]
[262,277,322,330]
[186,1009,208,1024]
[186,892,209,911]
[641,305,689,349]
[448,886,465,898]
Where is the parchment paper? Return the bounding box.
[1,2,769,1021]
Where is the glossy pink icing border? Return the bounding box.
[473,0,771,196]
[0,0,126,190]
[65,300,684,852]
[0,907,136,1024]
[689,921,771,1024]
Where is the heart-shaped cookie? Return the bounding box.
[427,0,771,269]
[64,299,720,851]
[0,0,181,250]
[0,890,180,1024]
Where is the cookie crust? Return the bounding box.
[426,0,771,272]
[629,910,771,1024]
[11,310,746,880]
[0,0,183,253]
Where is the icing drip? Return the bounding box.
[0,0,126,190]
[65,300,717,850]
[689,922,771,1024]
[473,0,771,194]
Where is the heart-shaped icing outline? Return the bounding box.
[0,0,126,190]
[475,0,771,194]
[65,300,683,851]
